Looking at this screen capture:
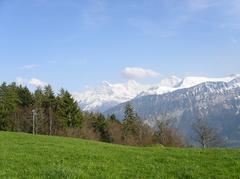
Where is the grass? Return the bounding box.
[0,132,240,179]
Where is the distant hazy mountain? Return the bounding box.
[73,74,240,112]
[73,80,150,112]
[105,76,240,146]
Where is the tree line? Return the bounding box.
[0,82,223,148]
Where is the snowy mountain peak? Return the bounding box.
[72,80,149,112]
[179,76,236,89]
[101,81,112,87]
[73,74,240,112]
[159,75,182,87]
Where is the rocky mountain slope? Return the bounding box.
[105,77,240,146]
[73,75,239,112]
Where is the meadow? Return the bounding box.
[0,132,240,179]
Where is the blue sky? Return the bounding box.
[0,0,240,91]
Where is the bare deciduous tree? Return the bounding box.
[155,120,185,147]
[193,119,224,148]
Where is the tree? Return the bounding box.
[33,88,45,134]
[193,119,224,148]
[124,103,136,123]
[43,85,56,135]
[0,83,19,130]
[92,113,110,142]
[155,120,185,147]
[137,122,155,146]
[109,114,117,122]
[106,115,123,144]
[14,85,33,132]
[123,103,140,145]
[17,86,33,108]
[79,112,101,141]
[56,89,83,129]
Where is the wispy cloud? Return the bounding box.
[80,0,107,30]
[48,60,57,64]
[122,67,160,80]
[128,0,240,37]
[219,0,240,29]
[20,64,40,70]
[127,1,193,37]
[231,37,238,44]
[230,0,240,16]
[187,0,240,29]
[187,0,218,11]
[33,0,108,30]
[128,17,177,38]
[230,37,240,48]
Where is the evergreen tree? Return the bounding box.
[109,114,118,123]
[0,83,19,130]
[14,85,33,132]
[106,114,123,144]
[92,113,110,142]
[33,88,46,134]
[43,85,56,135]
[56,89,83,128]
[17,86,33,108]
[124,103,136,122]
[0,81,169,147]
[123,103,139,144]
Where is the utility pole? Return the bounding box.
[32,109,37,134]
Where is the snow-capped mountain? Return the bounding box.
[105,76,240,146]
[137,74,239,97]
[73,74,240,112]
[72,80,150,112]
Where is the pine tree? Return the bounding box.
[14,85,33,132]
[106,114,123,144]
[92,113,110,142]
[17,85,33,108]
[56,89,83,128]
[123,103,139,144]
[43,85,56,135]
[0,83,19,130]
[109,114,118,123]
[124,103,136,122]
[33,88,46,134]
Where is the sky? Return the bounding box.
[0,0,240,92]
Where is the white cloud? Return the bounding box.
[20,64,40,70]
[16,77,48,88]
[29,78,48,88]
[122,67,160,79]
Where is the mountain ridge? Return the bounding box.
[73,74,240,112]
[105,77,240,146]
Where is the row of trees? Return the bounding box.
[0,83,82,134]
[0,82,223,148]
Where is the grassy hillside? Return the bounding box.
[0,132,240,179]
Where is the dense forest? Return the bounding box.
[0,82,186,147]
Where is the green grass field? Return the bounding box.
[0,132,240,179]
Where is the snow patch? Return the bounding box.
[73,74,240,112]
